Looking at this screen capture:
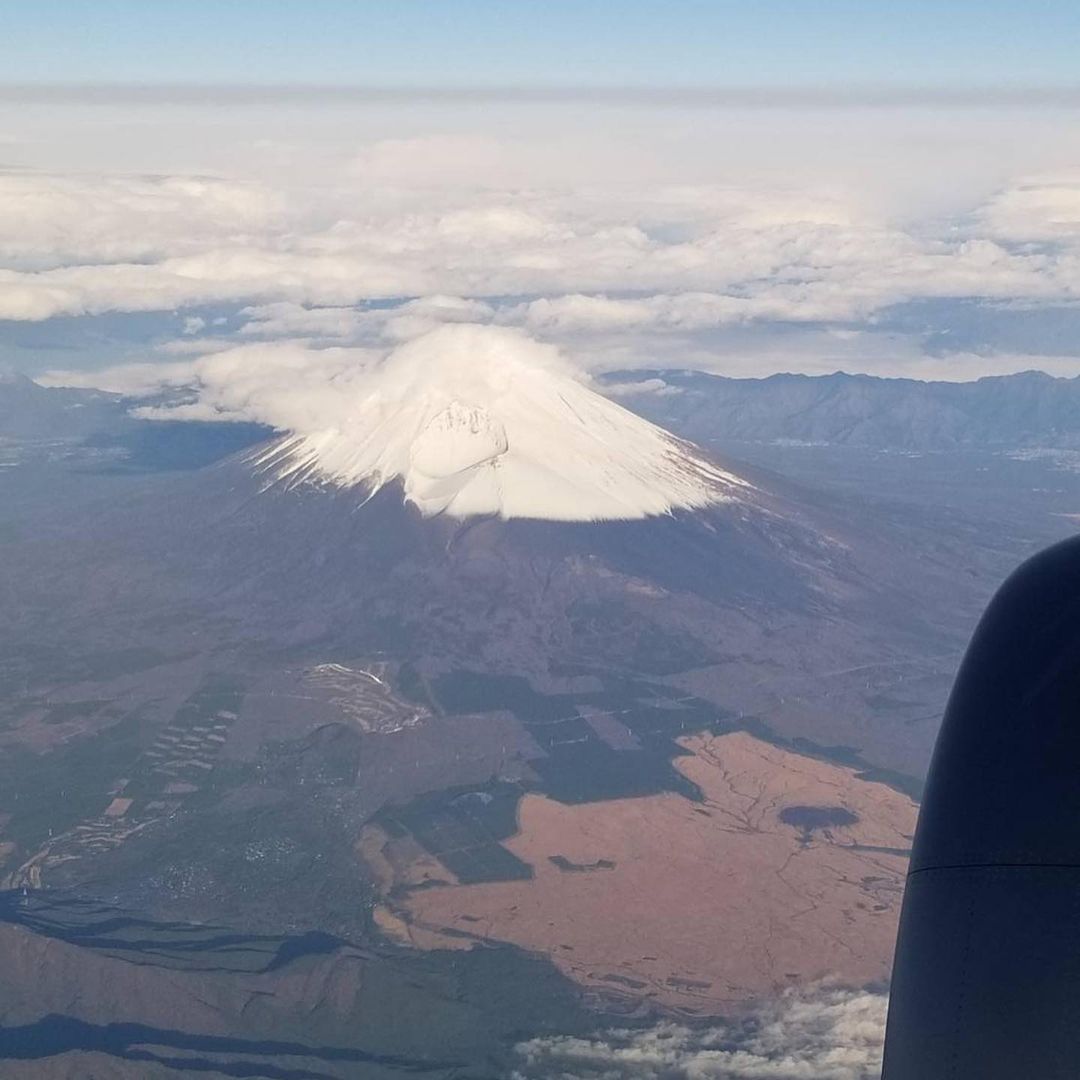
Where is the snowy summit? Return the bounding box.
[249,325,749,522]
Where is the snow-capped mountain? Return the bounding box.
[245,326,750,521]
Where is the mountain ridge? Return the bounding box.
[603,367,1080,452]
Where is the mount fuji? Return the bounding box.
[172,326,753,522]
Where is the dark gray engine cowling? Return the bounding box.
[883,534,1080,1078]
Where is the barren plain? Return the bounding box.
[365,732,917,1013]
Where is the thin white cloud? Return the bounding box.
[604,377,684,397]
[238,301,369,341]
[232,295,498,346]
[40,358,207,396]
[381,295,497,341]
[0,172,286,268]
[977,172,1080,243]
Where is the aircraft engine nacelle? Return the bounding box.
[883,535,1080,1077]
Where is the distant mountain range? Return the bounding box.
[602,369,1080,452]
[0,372,129,440]
[0,373,268,469]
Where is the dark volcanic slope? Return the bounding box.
[1,443,985,780]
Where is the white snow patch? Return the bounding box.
[248,324,749,521]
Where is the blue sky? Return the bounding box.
[3,0,1080,88]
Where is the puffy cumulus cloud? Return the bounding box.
[239,302,370,341]
[233,295,497,346]
[977,173,1080,244]
[134,341,380,425]
[0,172,286,269]
[52,326,579,433]
[381,295,497,342]
[0,248,425,322]
[512,985,888,1080]
[514,290,872,334]
[6,162,1080,364]
[40,341,378,417]
[40,358,208,397]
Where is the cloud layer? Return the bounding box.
[6,167,1080,324]
[7,101,1080,381]
[3,165,1080,329]
[513,985,888,1080]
